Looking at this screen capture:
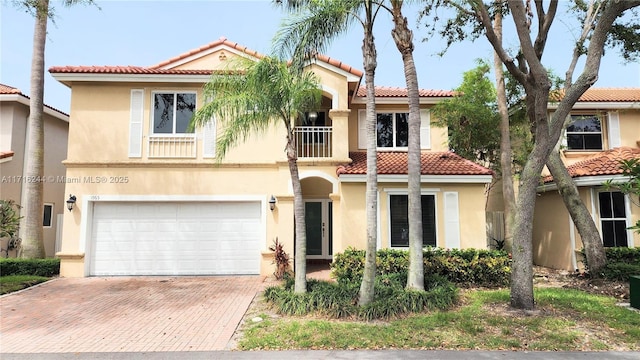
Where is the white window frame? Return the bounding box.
[150,91,197,136]
[596,189,633,248]
[376,112,409,150]
[386,189,439,249]
[358,109,431,150]
[43,203,54,228]
[566,114,603,151]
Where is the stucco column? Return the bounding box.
[329,109,350,160]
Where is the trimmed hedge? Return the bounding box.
[584,247,640,281]
[331,247,511,288]
[0,258,60,277]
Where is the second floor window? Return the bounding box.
[377,112,408,148]
[566,114,602,150]
[152,92,196,134]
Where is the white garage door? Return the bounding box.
[90,202,262,276]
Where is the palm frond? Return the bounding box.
[273,0,361,69]
[191,56,321,162]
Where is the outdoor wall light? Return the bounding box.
[66,194,77,212]
[269,195,277,211]
[308,111,318,122]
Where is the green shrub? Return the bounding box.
[0,258,60,277]
[583,247,640,281]
[603,247,640,265]
[264,274,457,320]
[331,247,510,288]
[599,263,640,281]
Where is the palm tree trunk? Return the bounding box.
[21,0,49,258]
[358,11,379,306]
[547,150,606,272]
[286,129,307,293]
[493,8,516,252]
[390,2,424,291]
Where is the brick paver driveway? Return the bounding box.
[0,276,265,353]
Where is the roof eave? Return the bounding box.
[547,102,640,110]
[50,72,212,84]
[0,94,69,122]
[537,174,632,192]
[306,58,362,82]
[350,96,452,105]
[339,174,493,183]
[155,43,263,70]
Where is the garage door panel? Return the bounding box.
[90,201,262,276]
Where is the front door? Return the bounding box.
[304,200,332,259]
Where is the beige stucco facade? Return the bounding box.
[525,101,640,271]
[52,39,492,277]
[0,92,69,257]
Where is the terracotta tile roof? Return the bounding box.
[0,83,22,94]
[150,36,264,69]
[542,147,640,183]
[49,36,364,79]
[48,66,215,75]
[0,150,15,159]
[314,54,363,77]
[356,86,455,98]
[337,151,493,176]
[550,88,640,102]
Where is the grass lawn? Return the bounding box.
[0,275,50,295]
[237,287,640,351]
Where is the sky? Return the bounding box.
[1,0,639,114]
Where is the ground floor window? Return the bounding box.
[598,191,628,247]
[389,194,436,247]
[43,203,53,228]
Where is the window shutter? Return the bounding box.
[358,109,367,149]
[129,89,144,157]
[202,118,216,158]
[444,191,460,249]
[559,113,568,148]
[607,111,621,149]
[420,109,431,149]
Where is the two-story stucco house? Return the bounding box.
[533,88,640,271]
[49,37,493,277]
[1,83,70,257]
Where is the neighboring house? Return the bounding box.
[49,37,493,277]
[0,83,70,257]
[533,88,640,271]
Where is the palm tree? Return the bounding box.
[19,0,97,258]
[191,57,322,294]
[274,0,382,305]
[20,0,49,258]
[386,0,424,291]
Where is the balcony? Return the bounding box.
[148,135,197,158]
[294,126,332,158]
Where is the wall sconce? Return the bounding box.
[268,195,277,211]
[66,194,76,212]
[308,111,318,121]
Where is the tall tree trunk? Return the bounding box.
[547,150,607,272]
[510,86,553,310]
[21,0,49,258]
[287,130,307,293]
[390,1,424,291]
[493,9,516,252]
[358,17,379,306]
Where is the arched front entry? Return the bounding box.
[301,176,334,260]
